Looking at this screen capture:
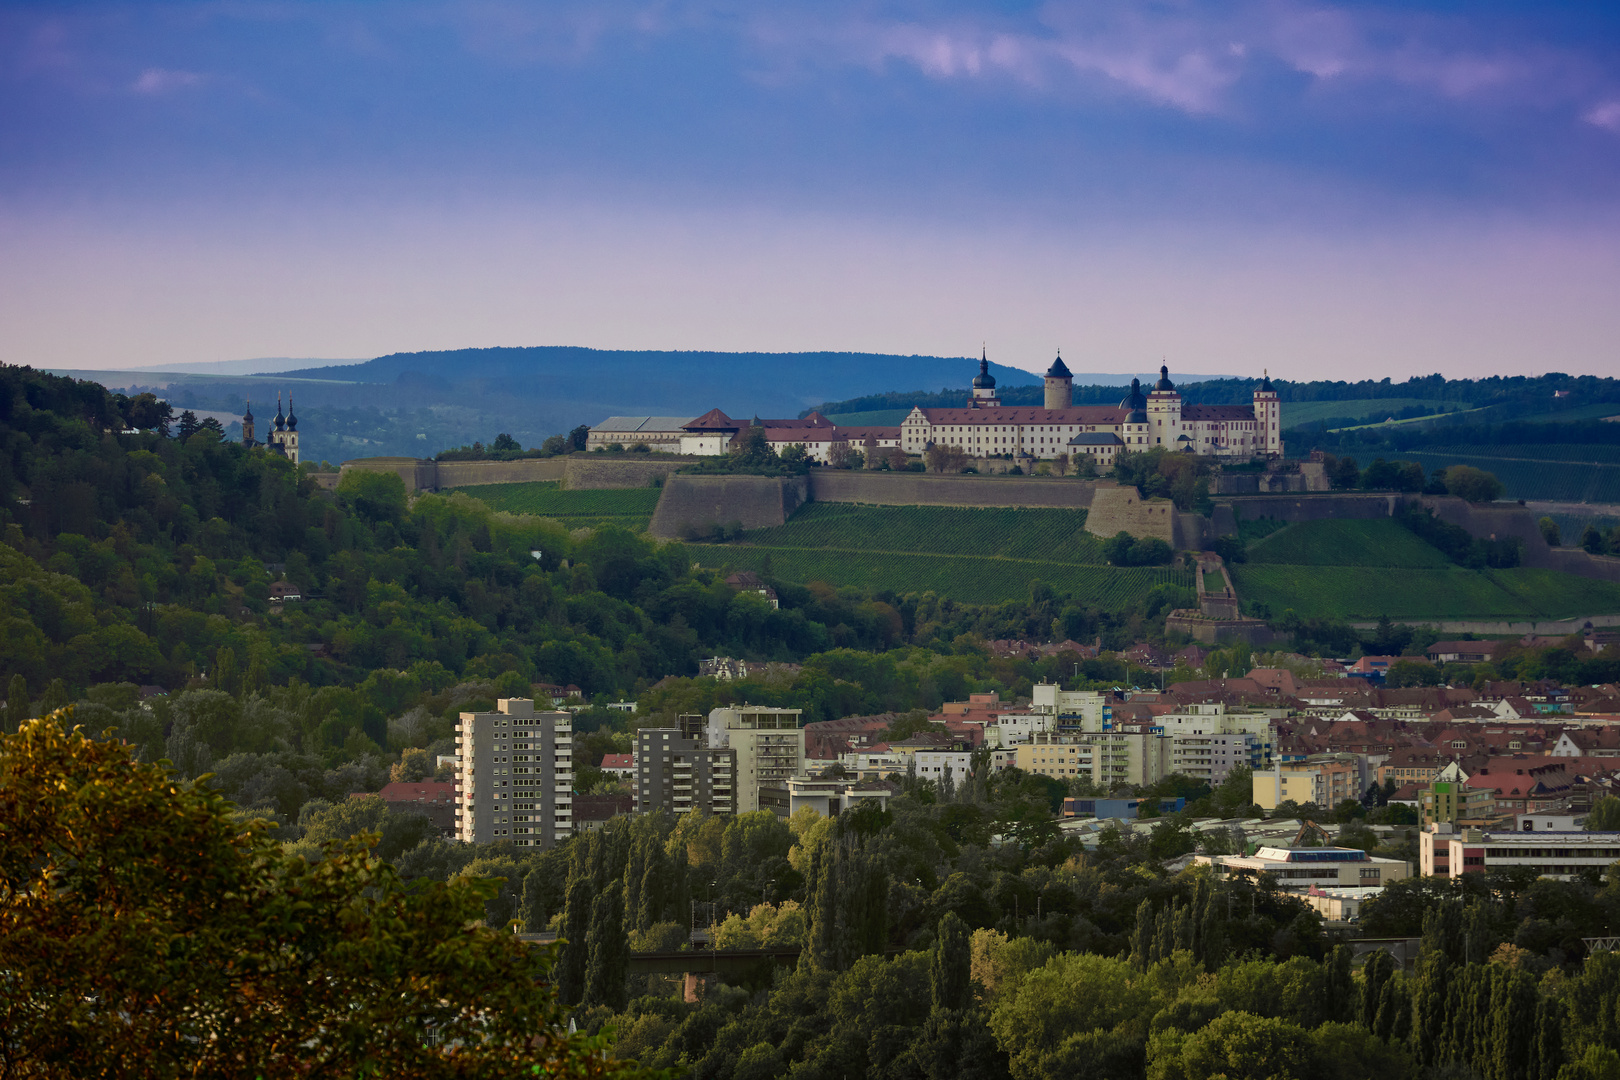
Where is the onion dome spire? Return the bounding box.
[972,347,997,390]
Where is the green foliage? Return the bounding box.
[1444,464,1506,503]
[1233,564,1620,621]
[1400,450,1620,504]
[0,710,653,1077]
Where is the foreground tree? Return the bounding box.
[0,710,656,1078]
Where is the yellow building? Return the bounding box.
[1252,755,1364,811]
[1419,761,1497,828]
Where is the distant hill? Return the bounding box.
[81,346,1040,464]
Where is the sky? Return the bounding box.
[2,0,1619,380]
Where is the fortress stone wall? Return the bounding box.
[434,458,567,488]
[649,475,811,539]
[563,457,693,490]
[1083,484,1177,544]
[807,471,1095,509]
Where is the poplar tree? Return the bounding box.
[1323,945,1355,1025]
[931,912,972,1013]
[1361,949,1395,1030]
[1130,899,1154,970]
[583,890,629,1013]
[554,879,591,1006]
[805,844,840,971]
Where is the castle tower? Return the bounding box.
[1253,370,1280,457]
[971,348,1000,408]
[1044,352,1073,410]
[241,400,255,447]
[1146,364,1182,447]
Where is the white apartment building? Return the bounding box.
[981,712,1054,747]
[706,705,805,814]
[913,749,977,787]
[455,698,573,847]
[1031,684,1111,729]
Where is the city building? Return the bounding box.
[1031,684,1113,729]
[758,776,895,819]
[1423,824,1620,881]
[1252,755,1366,811]
[599,753,635,779]
[634,728,736,817]
[706,705,806,814]
[364,780,458,837]
[454,698,573,847]
[1198,845,1411,888]
[1420,761,1497,828]
[1013,730,1175,788]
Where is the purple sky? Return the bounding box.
[3,1,1619,380]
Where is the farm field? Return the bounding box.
[1400,452,1620,504]
[689,502,1188,606]
[1280,398,1449,428]
[443,481,661,529]
[1231,564,1620,621]
[1245,519,1452,568]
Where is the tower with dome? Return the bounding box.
[242,393,302,464]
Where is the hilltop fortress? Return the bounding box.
[588,353,1282,469]
[899,353,1281,464]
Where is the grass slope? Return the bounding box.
[1231,564,1620,621]
[691,503,1191,607]
[444,481,661,529]
[1246,519,1452,568]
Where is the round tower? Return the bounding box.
[1044,352,1073,410]
[284,397,300,465]
[241,400,255,447]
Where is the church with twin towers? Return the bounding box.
[898,353,1282,465]
[239,393,302,465]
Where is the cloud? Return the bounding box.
[131,67,203,94]
[1589,101,1620,134]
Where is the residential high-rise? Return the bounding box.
[634,728,736,817]
[706,705,805,814]
[455,698,573,847]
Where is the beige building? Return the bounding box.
[1014,730,1174,788]
[455,698,573,847]
[706,705,805,814]
[1253,755,1365,811]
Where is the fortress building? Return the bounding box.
[899,355,1281,464]
[241,393,302,464]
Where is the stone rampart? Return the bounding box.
[649,475,810,539]
[1083,483,1176,544]
[563,457,694,490]
[338,457,439,494]
[807,471,1095,509]
[1346,614,1620,635]
[434,458,567,488]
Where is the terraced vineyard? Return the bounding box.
[443,481,661,529]
[1245,519,1452,568]
[1400,451,1620,504]
[1231,564,1620,621]
[688,503,1192,607]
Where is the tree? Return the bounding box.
[1588,796,1620,831]
[1583,524,1607,555]
[925,444,968,474]
[555,879,593,1006]
[0,710,651,1077]
[4,674,27,733]
[1540,517,1562,547]
[932,911,973,1012]
[176,409,200,441]
[1444,464,1505,504]
[583,888,630,1012]
[492,432,521,453]
[568,424,591,451]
